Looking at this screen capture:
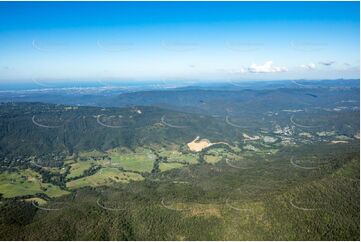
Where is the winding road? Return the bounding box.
[161,115,188,129]
[290,114,321,128]
[289,198,319,211]
[225,198,252,212]
[290,157,320,170]
[225,158,253,169]
[96,115,124,128]
[31,201,62,211]
[96,198,126,211]
[32,115,62,129]
[225,115,254,129]
[160,198,191,211]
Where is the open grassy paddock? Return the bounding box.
[66,167,144,189]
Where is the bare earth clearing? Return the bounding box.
[187,136,230,152]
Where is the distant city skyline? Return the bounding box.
[0,1,359,82]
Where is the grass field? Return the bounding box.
[66,167,144,189]
[104,147,156,172]
[0,144,359,240]
[79,150,106,159]
[205,148,241,162]
[159,162,185,172]
[0,169,69,198]
[204,154,222,164]
[67,161,94,179]
[24,197,47,205]
[159,149,199,164]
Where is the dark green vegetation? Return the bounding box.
[0,103,238,159]
[0,82,359,240]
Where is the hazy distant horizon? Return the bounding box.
[0,78,359,92]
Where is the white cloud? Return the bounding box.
[300,63,316,70]
[248,61,288,73]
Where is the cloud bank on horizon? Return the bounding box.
[0,1,359,82]
[248,61,288,74]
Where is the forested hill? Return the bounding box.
[111,87,360,115]
[0,102,238,159]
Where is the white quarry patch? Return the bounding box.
[243,144,259,151]
[354,132,360,139]
[335,135,352,140]
[64,106,78,110]
[187,136,230,152]
[299,132,313,138]
[282,109,303,113]
[330,140,349,144]
[243,133,260,141]
[133,108,142,114]
[280,137,296,146]
[273,125,293,136]
[282,126,293,136]
[339,99,358,103]
[273,125,283,134]
[263,136,277,143]
[187,136,211,152]
[265,111,278,116]
[333,106,348,111]
[316,131,336,137]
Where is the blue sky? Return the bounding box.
[0,1,359,82]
